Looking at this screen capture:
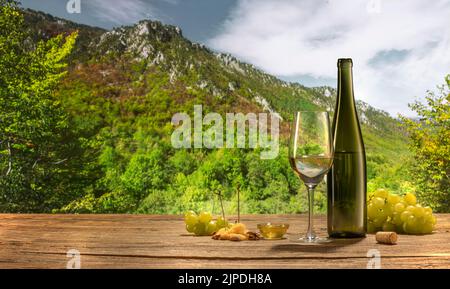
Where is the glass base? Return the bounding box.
[289,235,331,244]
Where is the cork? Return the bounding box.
[375,231,398,245]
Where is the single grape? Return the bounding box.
[193,222,207,236]
[372,217,385,227]
[406,215,416,226]
[367,203,378,220]
[372,197,385,209]
[185,210,196,218]
[424,206,432,215]
[405,222,420,234]
[216,216,228,229]
[184,212,199,226]
[387,193,401,205]
[184,210,196,222]
[394,202,406,213]
[186,223,196,233]
[198,211,212,224]
[206,221,217,235]
[405,216,420,234]
[403,192,417,206]
[414,205,425,218]
[406,205,416,213]
[382,222,396,232]
[376,206,389,222]
[374,189,389,199]
[401,210,412,222]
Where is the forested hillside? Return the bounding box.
[0,7,415,214]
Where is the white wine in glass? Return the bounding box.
[288,111,334,243]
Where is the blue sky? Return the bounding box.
[20,0,450,116]
[20,0,236,42]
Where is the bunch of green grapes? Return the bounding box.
[184,211,230,236]
[367,189,436,234]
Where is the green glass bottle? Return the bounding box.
[327,58,367,238]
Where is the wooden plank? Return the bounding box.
[0,214,449,268]
[1,253,449,269]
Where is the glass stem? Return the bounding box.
[306,185,316,240]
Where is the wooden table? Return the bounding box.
[0,214,449,269]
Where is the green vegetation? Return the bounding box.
[0,0,78,212]
[0,4,448,214]
[400,76,450,212]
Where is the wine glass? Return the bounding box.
[289,111,334,243]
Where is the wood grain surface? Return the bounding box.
[0,214,449,268]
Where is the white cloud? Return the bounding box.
[209,0,450,116]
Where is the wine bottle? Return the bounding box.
[327,58,367,238]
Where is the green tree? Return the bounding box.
[400,76,450,212]
[0,0,78,211]
[121,147,169,200]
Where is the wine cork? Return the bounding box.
[375,231,398,245]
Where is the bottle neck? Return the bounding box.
[337,64,355,108]
[333,60,365,153]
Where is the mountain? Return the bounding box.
[23,9,402,130]
[19,9,411,214]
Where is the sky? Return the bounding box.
[20,0,450,117]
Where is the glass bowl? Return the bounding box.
[257,223,289,240]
